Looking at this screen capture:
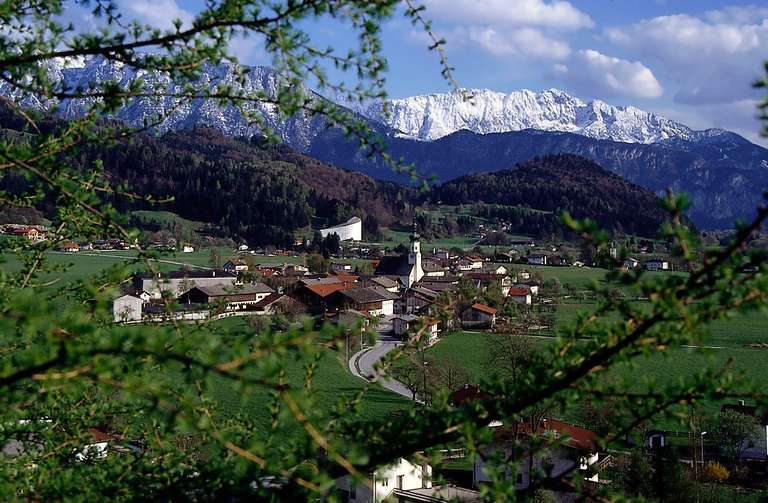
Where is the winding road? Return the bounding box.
[348,334,418,401]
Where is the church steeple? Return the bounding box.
[407,216,423,286]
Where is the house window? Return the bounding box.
[381,478,388,487]
[397,475,404,489]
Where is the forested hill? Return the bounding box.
[0,103,413,245]
[85,128,414,246]
[431,154,671,237]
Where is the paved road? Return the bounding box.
[348,335,419,401]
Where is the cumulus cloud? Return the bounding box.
[605,9,768,104]
[117,0,194,30]
[423,0,593,30]
[412,0,591,61]
[557,49,663,99]
[467,27,571,59]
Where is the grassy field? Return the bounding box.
[426,313,768,428]
[168,317,411,437]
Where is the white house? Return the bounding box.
[222,259,248,273]
[113,295,143,322]
[527,255,547,266]
[393,315,440,345]
[623,257,639,269]
[507,287,532,305]
[336,458,432,503]
[473,419,601,491]
[182,245,195,253]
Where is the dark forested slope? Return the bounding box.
[431,154,670,236]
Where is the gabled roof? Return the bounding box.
[299,277,343,286]
[340,286,397,304]
[302,282,356,298]
[469,303,497,315]
[493,419,599,452]
[508,287,531,297]
[369,276,399,289]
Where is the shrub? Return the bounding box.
[704,461,730,483]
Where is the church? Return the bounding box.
[374,223,424,288]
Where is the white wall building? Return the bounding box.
[336,457,432,503]
[113,295,143,322]
[320,216,362,241]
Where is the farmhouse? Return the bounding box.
[461,303,497,328]
[133,270,237,299]
[337,286,398,316]
[393,315,440,345]
[507,287,532,305]
[294,281,357,313]
[473,419,601,490]
[178,283,274,310]
[58,241,80,253]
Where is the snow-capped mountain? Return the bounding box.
[359,88,698,144]
[1,56,711,147]
[0,56,333,151]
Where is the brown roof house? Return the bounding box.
[461,303,497,329]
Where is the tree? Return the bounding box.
[485,330,533,380]
[209,248,222,269]
[708,410,760,463]
[306,253,328,274]
[391,357,424,402]
[2,2,768,500]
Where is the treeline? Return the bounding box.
[430,154,671,237]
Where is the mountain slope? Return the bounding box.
[0,101,412,245]
[431,154,670,236]
[359,88,697,144]
[308,128,768,229]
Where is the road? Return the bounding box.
[348,334,419,401]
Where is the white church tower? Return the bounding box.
[407,220,424,287]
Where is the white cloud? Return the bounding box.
[558,49,663,99]
[467,27,571,59]
[117,0,194,30]
[605,9,768,104]
[424,0,593,30]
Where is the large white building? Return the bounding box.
[320,216,362,241]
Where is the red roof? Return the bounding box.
[470,303,497,315]
[303,282,357,298]
[494,419,599,451]
[507,287,531,297]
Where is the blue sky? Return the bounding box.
[89,1,768,144]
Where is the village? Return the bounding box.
[98,219,764,502]
[3,216,764,502]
